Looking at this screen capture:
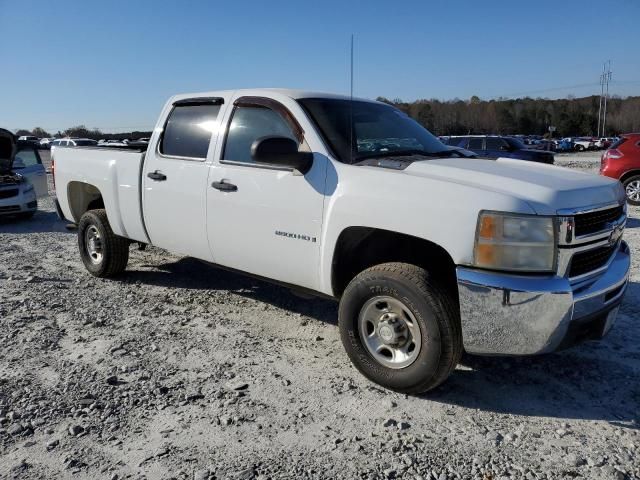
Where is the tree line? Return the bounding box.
[378,94,640,137]
[14,94,640,140]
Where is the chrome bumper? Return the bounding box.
[456,241,630,355]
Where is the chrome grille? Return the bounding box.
[574,205,624,237]
[568,244,617,278]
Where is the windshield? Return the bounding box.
[298,98,448,163]
[505,137,525,149]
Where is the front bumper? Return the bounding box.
[457,240,630,355]
[0,190,37,216]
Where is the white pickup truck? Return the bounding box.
[53,89,631,393]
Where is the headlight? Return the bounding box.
[474,211,556,272]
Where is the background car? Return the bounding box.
[446,135,554,163]
[553,138,574,152]
[15,140,48,197]
[39,137,54,149]
[0,131,40,219]
[51,138,98,149]
[600,133,640,205]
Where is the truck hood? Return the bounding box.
[404,157,624,214]
[0,128,16,174]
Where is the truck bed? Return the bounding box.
[54,146,149,243]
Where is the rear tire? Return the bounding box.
[623,175,640,206]
[78,209,129,277]
[338,262,462,394]
[575,144,585,152]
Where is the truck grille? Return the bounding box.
[569,244,617,277]
[574,206,624,237]
[0,188,19,199]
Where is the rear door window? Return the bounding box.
[485,138,506,150]
[468,138,484,150]
[160,104,221,159]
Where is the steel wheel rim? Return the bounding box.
[358,296,422,369]
[626,180,640,202]
[85,225,103,264]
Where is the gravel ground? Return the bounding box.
[0,153,638,480]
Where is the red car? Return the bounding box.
[600,133,640,205]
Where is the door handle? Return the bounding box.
[211,180,238,192]
[147,170,167,181]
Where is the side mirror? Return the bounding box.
[499,145,511,151]
[251,136,313,174]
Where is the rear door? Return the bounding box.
[14,147,48,196]
[467,137,484,154]
[142,96,229,260]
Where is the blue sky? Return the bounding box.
[1,0,639,133]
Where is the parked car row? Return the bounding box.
[16,136,151,150]
[443,135,555,164]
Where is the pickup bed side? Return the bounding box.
[54,147,149,243]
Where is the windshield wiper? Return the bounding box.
[431,149,478,158]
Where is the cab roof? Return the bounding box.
[169,88,377,104]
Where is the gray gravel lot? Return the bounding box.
[0,152,638,480]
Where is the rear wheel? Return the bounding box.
[77,209,129,277]
[338,262,462,394]
[575,144,585,152]
[623,175,640,206]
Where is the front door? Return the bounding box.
[142,97,227,261]
[14,147,48,197]
[206,96,327,291]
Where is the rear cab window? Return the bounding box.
[160,100,222,159]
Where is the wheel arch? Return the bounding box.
[619,170,640,184]
[66,181,105,222]
[331,226,458,299]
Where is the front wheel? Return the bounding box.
[338,262,462,394]
[623,175,640,206]
[78,209,130,277]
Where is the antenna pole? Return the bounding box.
[603,60,612,136]
[350,34,354,100]
[597,63,604,137]
[349,34,354,163]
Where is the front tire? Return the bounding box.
[78,209,129,277]
[623,175,640,206]
[338,262,462,394]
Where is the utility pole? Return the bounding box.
[597,63,605,136]
[602,60,612,136]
